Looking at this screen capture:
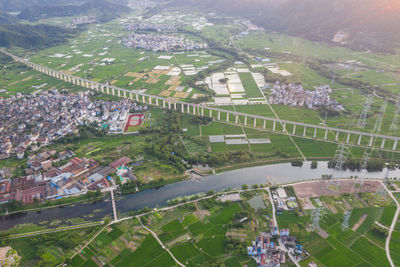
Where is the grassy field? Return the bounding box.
[2,8,400,168]
[238,72,263,98]
[236,30,400,69]
[62,188,398,267]
[7,226,101,266]
[0,53,89,98]
[282,191,396,267]
[9,13,224,102]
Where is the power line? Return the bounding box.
[389,95,400,132]
[356,94,373,129]
[359,101,387,188]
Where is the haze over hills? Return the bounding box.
[17,0,130,22]
[0,12,17,24]
[0,0,130,49]
[0,0,83,12]
[0,24,78,49]
[159,0,400,53]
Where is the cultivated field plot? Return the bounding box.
[235,30,400,69]
[205,69,265,105]
[0,54,86,98]
[293,180,383,199]
[278,183,396,267]
[70,192,270,266]
[197,120,306,157]
[16,14,224,101]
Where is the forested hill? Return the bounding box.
[158,0,400,53]
[0,0,131,50]
[0,0,100,12]
[0,12,17,24]
[17,0,130,22]
[0,24,78,49]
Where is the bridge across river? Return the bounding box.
[2,49,399,151]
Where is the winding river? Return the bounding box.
[1,161,399,231]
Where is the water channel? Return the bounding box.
[1,161,399,231]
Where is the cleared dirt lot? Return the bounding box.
[293,180,382,199]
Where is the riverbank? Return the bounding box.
[2,161,399,232]
[0,194,107,217]
[214,157,308,173]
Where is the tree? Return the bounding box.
[311,161,318,169]
[103,217,111,225]
[291,160,303,167]
[241,184,248,190]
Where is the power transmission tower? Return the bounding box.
[328,142,350,191]
[385,96,399,187]
[311,207,325,231]
[372,101,387,133]
[331,70,336,84]
[149,112,152,128]
[334,143,350,173]
[359,101,387,188]
[374,186,388,201]
[341,210,352,231]
[356,94,373,129]
[389,96,400,132]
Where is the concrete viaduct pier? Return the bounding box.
[2,49,399,151]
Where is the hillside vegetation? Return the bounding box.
[0,24,78,49]
[17,0,130,22]
[159,0,400,53]
[0,0,88,12]
[0,0,131,50]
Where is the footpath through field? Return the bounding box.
[138,217,186,267]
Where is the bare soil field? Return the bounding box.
[293,180,382,199]
[352,214,368,231]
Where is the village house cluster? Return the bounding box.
[269,82,343,111]
[68,16,98,28]
[0,91,137,159]
[0,155,134,205]
[124,22,177,33]
[122,33,207,52]
[247,222,305,267]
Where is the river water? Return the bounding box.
[1,162,399,230]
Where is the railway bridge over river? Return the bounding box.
[2,49,399,152]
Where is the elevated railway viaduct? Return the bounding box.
[2,49,399,152]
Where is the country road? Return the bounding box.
[5,221,103,240]
[382,181,400,267]
[267,187,300,267]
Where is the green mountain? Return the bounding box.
[0,0,130,50]
[159,0,400,53]
[0,0,83,12]
[0,24,78,49]
[0,12,17,24]
[17,0,130,22]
